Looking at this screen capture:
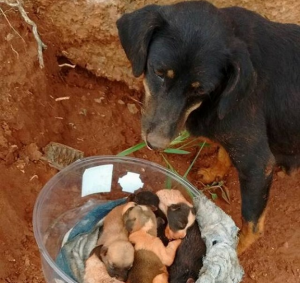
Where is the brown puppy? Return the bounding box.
[84,249,124,283]
[127,191,169,245]
[127,250,168,283]
[156,189,196,240]
[95,202,136,281]
[125,204,181,267]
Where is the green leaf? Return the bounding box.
[220,186,231,204]
[117,142,146,156]
[163,148,190,154]
[165,171,172,189]
[198,142,210,147]
[170,130,190,145]
[183,141,206,179]
[161,154,179,175]
[210,193,218,201]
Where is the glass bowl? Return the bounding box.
[33,155,200,283]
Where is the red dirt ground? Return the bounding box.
[0,5,299,283]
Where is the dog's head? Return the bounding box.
[123,203,157,236]
[165,203,196,239]
[117,1,256,149]
[91,241,134,281]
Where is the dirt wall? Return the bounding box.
[33,0,300,90]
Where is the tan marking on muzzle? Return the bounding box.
[143,79,152,109]
[141,79,152,143]
[182,101,202,127]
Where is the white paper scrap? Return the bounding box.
[118,172,144,193]
[81,164,113,197]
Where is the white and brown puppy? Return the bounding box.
[127,190,169,246]
[124,204,181,267]
[156,189,196,240]
[95,202,136,281]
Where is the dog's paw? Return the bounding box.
[237,219,264,255]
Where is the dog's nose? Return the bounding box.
[146,132,171,150]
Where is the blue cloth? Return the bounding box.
[56,198,127,282]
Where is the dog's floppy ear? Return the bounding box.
[89,245,103,258]
[116,5,164,77]
[218,40,256,119]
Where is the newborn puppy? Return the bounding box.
[168,222,206,283]
[84,248,124,283]
[95,202,136,281]
[128,191,169,245]
[125,204,181,267]
[127,250,168,283]
[156,190,196,239]
[123,202,157,236]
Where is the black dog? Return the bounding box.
[117,1,300,254]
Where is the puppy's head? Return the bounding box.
[165,203,196,240]
[117,1,256,149]
[123,204,157,235]
[128,190,160,208]
[92,240,134,281]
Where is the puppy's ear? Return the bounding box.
[116,5,164,77]
[89,245,103,258]
[99,245,108,260]
[190,207,196,215]
[218,40,256,119]
[156,216,166,226]
[149,205,158,212]
[125,217,137,233]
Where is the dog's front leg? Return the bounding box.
[233,149,275,255]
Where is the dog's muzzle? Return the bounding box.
[145,132,172,150]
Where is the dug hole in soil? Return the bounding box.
[0,2,299,283]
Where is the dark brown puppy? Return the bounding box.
[128,191,169,245]
[117,0,300,253]
[168,222,206,283]
[127,250,168,283]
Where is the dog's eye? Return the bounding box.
[192,87,206,96]
[154,69,164,80]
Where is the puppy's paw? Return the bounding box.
[168,239,182,250]
[128,231,146,245]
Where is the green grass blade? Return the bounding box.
[183,141,206,179]
[176,138,199,150]
[210,192,218,201]
[163,148,190,154]
[161,154,179,175]
[161,154,179,189]
[117,142,146,156]
[170,130,190,145]
[165,171,172,189]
